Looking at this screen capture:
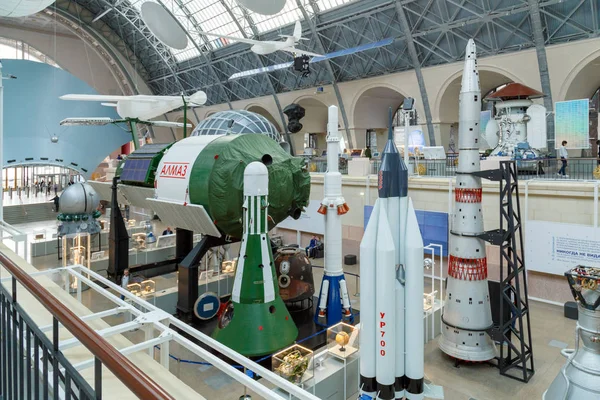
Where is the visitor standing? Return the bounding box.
[120,269,130,300]
[558,140,569,178]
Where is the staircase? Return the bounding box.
[3,202,57,225]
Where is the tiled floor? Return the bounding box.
[21,223,576,400]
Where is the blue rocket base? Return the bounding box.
[314,275,355,327]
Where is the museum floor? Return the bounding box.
[24,234,577,400]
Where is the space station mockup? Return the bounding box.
[315,105,354,327]
[437,39,497,361]
[101,133,309,241]
[212,162,298,356]
[359,108,424,399]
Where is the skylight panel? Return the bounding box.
[250,2,303,33]
[316,0,355,12]
[186,0,244,39]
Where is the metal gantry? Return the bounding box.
[55,0,600,134]
[496,160,534,383]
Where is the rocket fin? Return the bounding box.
[404,198,425,398]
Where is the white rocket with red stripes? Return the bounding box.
[437,39,497,361]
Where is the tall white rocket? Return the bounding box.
[437,39,497,361]
[315,105,353,326]
[360,108,424,399]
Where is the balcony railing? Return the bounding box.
[309,156,600,181]
[0,252,174,400]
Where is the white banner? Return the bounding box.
[276,199,325,235]
[525,220,600,275]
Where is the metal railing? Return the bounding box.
[0,252,174,400]
[311,156,600,181]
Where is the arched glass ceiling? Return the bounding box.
[130,0,355,62]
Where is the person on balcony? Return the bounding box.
[557,140,569,178]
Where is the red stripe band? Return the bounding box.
[455,188,483,203]
[448,255,488,281]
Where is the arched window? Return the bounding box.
[0,38,59,67]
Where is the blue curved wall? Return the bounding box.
[2,60,130,177]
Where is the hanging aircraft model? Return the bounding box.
[197,20,322,57]
[58,91,205,149]
[228,37,395,80]
[59,91,207,121]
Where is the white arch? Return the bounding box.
[433,65,522,122]
[348,82,415,127]
[558,47,600,102]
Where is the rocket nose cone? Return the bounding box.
[466,39,477,60]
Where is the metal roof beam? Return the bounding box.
[296,0,354,149]
[394,0,436,145]
[219,0,293,153]
[528,0,555,151]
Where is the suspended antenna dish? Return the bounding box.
[235,0,286,15]
[141,2,188,50]
[0,0,56,17]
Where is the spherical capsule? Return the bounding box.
[59,183,100,214]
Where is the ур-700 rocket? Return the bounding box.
[437,39,497,361]
[360,108,424,399]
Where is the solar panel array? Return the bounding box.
[128,143,171,156]
[120,158,152,183]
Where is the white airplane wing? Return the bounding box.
[60,94,158,103]
[196,30,262,46]
[59,117,118,126]
[142,121,192,128]
[283,47,323,57]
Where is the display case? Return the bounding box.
[273,344,314,385]
[424,290,437,312]
[127,283,142,296]
[221,260,236,274]
[140,279,156,297]
[327,322,359,359]
[62,232,91,293]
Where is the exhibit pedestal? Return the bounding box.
[274,347,359,400]
[348,158,371,176]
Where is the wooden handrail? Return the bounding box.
[0,253,175,400]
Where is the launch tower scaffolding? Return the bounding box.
[475,160,535,383]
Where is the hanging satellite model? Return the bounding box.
[544,266,600,400]
[437,39,497,362]
[485,83,547,165]
[195,20,322,57]
[236,0,286,15]
[59,91,205,149]
[229,37,395,81]
[0,0,56,17]
[141,2,189,50]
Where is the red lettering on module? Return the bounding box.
[159,162,190,179]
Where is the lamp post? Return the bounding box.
[402,97,415,175]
